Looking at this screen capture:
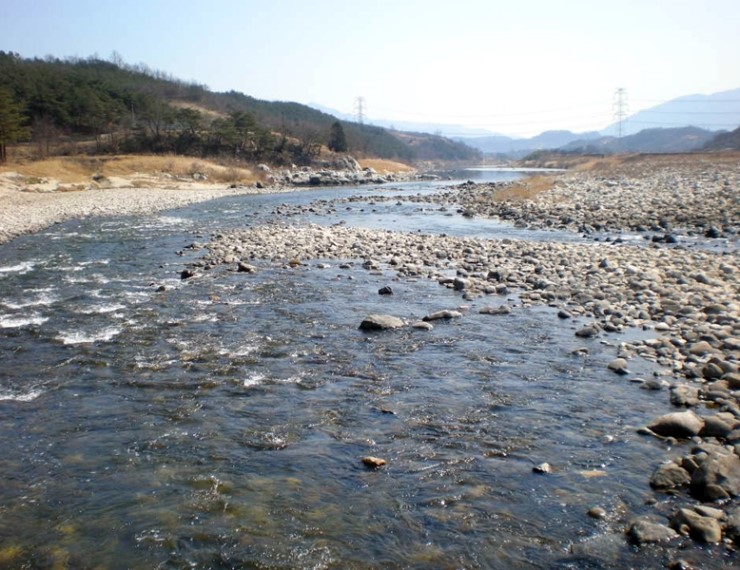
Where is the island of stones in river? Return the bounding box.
[185,155,740,554]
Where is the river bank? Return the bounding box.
[0,156,415,245]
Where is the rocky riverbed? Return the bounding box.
[189,156,740,556]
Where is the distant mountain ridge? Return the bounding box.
[453,130,601,156]
[601,88,740,137]
[310,88,740,157]
[562,126,718,154]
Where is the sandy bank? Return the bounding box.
[0,179,266,245]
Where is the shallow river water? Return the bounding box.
[0,172,733,568]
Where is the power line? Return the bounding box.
[631,98,740,104]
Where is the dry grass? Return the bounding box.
[0,155,257,185]
[358,158,414,174]
[169,100,225,121]
[490,175,554,202]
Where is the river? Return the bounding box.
[0,170,729,568]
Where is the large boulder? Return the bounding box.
[647,410,705,438]
[670,508,722,543]
[358,314,404,331]
[690,447,740,501]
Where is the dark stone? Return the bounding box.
[705,226,721,238]
[378,286,393,296]
[180,268,196,280]
[690,449,740,500]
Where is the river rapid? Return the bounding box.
[0,170,731,569]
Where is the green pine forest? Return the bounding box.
[0,52,480,165]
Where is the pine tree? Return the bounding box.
[0,89,29,162]
[328,121,348,153]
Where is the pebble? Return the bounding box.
[361,456,387,468]
[587,506,607,519]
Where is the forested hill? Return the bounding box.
[0,52,479,164]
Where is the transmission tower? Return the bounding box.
[354,96,365,125]
[613,88,628,138]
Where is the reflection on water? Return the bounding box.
[0,179,731,569]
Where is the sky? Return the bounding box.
[2,0,739,137]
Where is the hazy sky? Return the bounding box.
[2,0,738,136]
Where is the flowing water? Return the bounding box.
[0,171,732,568]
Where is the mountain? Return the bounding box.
[0,52,480,164]
[561,126,717,154]
[454,130,601,156]
[602,88,740,137]
[703,126,740,150]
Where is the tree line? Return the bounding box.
[0,52,479,164]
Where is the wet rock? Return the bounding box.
[700,414,736,438]
[641,378,669,391]
[533,462,553,474]
[557,309,572,319]
[359,315,404,331]
[693,505,725,520]
[607,358,629,375]
[180,268,197,280]
[575,325,600,338]
[479,305,512,316]
[587,506,607,519]
[670,384,700,407]
[627,517,679,545]
[453,277,467,291]
[410,321,434,331]
[726,507,740,544]
[362,456,387,468]
[378,286,393,296]
[702,362,724,381]
[650,461,691,490]
[690,447,740,501]
[648,410,705,438]
[423,310,463,322]
[670,508,722,543]
[237,261,257,273]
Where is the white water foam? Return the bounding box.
[243,373,267,387]
[78,303,127,315]
[0,389,43,402]
[2,292,59,309]
[157,216,191,226]
[0,261,35,275]
[56,327,122,345]
[0,315,49,329]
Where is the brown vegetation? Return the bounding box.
[490,175,554,202]
[358,158,415,174]
[0,155,257,186]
